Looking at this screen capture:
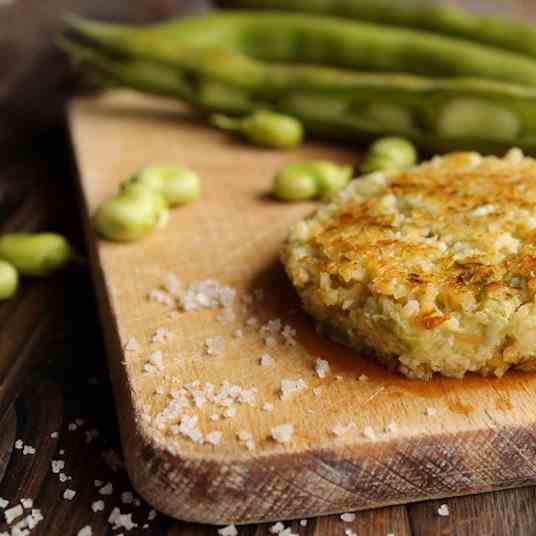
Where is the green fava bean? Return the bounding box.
[273,165,317,201]
[132,165,202,206]
[273,160,353,202]
[211,111,304,149]
[94,184,168,242]
[0,233,73,277]
[0,260,18,300]
[310,161,353,199]
[362,137,418,173]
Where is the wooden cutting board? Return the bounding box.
[69,89,536,526]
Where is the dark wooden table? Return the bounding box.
[2,1,536,534]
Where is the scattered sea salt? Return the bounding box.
[99,483,113,496]
[206,336,226,356]
[315,358,330,378]
[218,525,238,536]
[280,379,307,400]
[271,424,294,444]
[63,489,76,501]
[124,337,139,352]
[437,504,450,517]
[260,353,274,367]
[206,431,223,446]
[92,500,105,512]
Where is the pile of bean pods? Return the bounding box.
[61,3,536,152]
[0,233,75,301]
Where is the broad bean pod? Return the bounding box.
[64,13,536,88]
[218,0,536,62]
[62,20,536,152]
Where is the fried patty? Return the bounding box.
[282,149,536,379]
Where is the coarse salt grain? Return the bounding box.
[0,498,7,509]
[68,423,77,431]
[262,403,274,412]
[99,483,113,496]
[260,353,274,367]
[22,445,35,455]
[218,525,238,536]
[178,280,236,312]
[148,288,174,306]
[51,460,65,474]
[358,374,369,382]
[269,522,285,533]
[164,273,180,294]
[315,357,330,378]
[206,431,223,446]
[345,530,357,536]
[363,426,376,439]
[14,440,23,450]
[20,499,32,509]
[206,336,226,356]
[332,423,357,437]
[223,407,236,418]
[108,507,138,531]
[125,337,139,352]
[313,388,321,397]
[300,520,307,527]
[280,379,307,400]
[94,480,103,487]
[63,489,76,501]
[78,527,93,536]
[50,432,59,438]
[91,500,105,512]
[121,492,134,505]
[271,424,294,444]
[385,422,398,434]
[425,407,437,417]
[149,351,164,371]
[341,513,356,522]
[437,504,450,517]
[4,505,23,524]
[237,431,253,441]
[148,509,157,521]
[151,327,171,344]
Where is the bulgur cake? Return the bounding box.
[282,148,536,379]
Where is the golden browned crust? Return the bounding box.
[283,149,536,379]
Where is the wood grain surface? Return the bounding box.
[69,88,536,526]
[3,0,536,535]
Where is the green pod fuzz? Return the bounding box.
[94,184,169,242]
[273,160,353,202]
[362,137,418,173]
[211,111,304,149]
[0,259,18,300]
[130,165,202,206]
[0,233,73,277]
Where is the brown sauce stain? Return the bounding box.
[447,400,474,416]
[253,261,536,404]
